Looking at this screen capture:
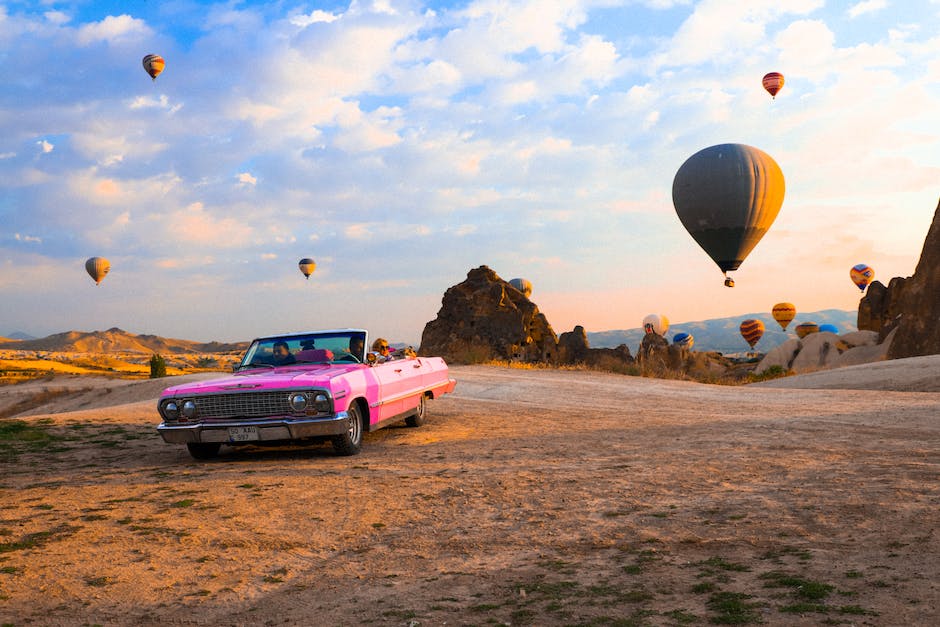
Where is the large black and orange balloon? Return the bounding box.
[142,54,165,80]
[739,319,765,349]
[762,71,784,99]
[795,322,819,339]
[672,143,785,286]
[85,257,110,285]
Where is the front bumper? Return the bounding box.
[157,411,350,445]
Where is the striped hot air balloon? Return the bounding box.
[298,258,316,280]
[739,319,765,349]
[142,54,165,81]
[795,322,819,339]
[762,72,784,99]
[85,257,110,285]
[850,264,874,292]
[772,302,796,330]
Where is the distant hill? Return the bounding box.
[5,331,35,341]
[587,309,858,355]
[0,328,248,354]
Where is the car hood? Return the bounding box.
[160,364,360,396]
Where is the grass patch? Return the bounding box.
[169,499,195,508]
[0,525,79,553]
[706,591,763,624]
[760,571,833,600]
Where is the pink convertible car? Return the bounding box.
[156,329,456,459]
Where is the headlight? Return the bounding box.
[289,393,308,412]
[162,401,179,420]
[181,400,197,419]
[312,393,330,414]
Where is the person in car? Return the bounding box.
[271,340,296,365]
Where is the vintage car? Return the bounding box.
[156,329,456,459]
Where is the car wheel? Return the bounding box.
[332,403,363,456]
[405,394,427,428]
[186,442,221,460]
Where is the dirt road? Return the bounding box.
[1,365,938,625]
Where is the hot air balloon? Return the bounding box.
[795,322,819,339]
[672,144,785,287]
[739,319,765,349]
[762,72,784,99]
[508,277,532,298]
[673,332,694,350]
[772,302,796,331]
[142,54,165,81]
[298,258,316,280]
[850,264,874,292]
[819,323,839,334]
[642,314,669,337]
[85,257,110,285]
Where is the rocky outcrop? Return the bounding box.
[857,278,907,339]
[557,326,591,364]
[885,198,940,358]
[419,266,558,363]
[755,330,887,374]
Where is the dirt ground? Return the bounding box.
[1,361,938,626]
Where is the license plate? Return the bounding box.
[228,426,259,442]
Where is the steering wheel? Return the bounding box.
[333,353,361,363]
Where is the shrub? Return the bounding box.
[149,353,167,379]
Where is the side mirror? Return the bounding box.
[366,352,378,365]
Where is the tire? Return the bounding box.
[332,403,364,456]
[405,394,427,428]
[186,442,221,460]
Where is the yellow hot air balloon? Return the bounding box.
[772,302,796,331]
[508,277,532,298]
[642,314,669,337]
[739,319,765,349]
[850,264,874,292]
[672,144,785,287]
[85,257,110,285]
[795,322,819,339]
[142,54,165,81]
[298,258,316,280]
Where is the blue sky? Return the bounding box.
[1,0,938,344]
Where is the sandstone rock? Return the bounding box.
[887,198,940,358]
[838,330,879,348]
[558,326,590,364]
[833,328,894,368]
[755,338,801,373]
[790,332,843,373]
[419,266,558,363]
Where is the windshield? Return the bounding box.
[238,331,367,369]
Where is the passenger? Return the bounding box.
[371,338,394,362]
[271,340,296,365]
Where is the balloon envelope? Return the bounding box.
[795,322,819,339]
[850,264,874,292]
[762,72,784,98]
[142,54,165,80]
[642,314,669,337]
[85,257,110,285]
[819,323,839,334]
[672,144,785,281]
[739,319,765,349]
[508,277,532,298]
[772,302,796,330]
[298,258,316,279]
[672,332,694,349]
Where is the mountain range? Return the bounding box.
[0,328,247,354]
[586,309,858,355]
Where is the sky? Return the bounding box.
[1,0,938,345]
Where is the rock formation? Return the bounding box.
[755,329,888,374]
[884,198,940,358]
[419,266,558,363]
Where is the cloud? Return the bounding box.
[75,14,150,45]
[15,233,42,243]
[237,172,257,186]
[37,140,54,154]
[848,0,887,18]
[290,10,340,27]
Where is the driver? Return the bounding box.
[271,341,296,365]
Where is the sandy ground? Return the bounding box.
[1,360,938,626]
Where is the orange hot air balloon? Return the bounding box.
[739,319,765,349]
[142,54,165,81]
[85,257,110,285]
[850,264,874,292]
[762,72,784,99]
[298,258,316,280]
[772,302,796,330]
[795,322,819,339]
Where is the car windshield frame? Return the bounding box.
[237,330,367,369]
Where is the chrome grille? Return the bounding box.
[192,391,291,419]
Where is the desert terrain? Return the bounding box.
[1,359,938,626]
